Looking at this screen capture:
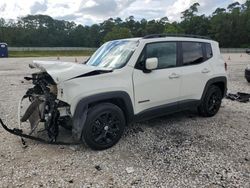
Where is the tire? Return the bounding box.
[245,69,250,83]
[198,85,222,117]
[82,103,126,150]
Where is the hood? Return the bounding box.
[30,60,112,83]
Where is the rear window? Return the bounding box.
[182,42,204,66]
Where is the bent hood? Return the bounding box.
[31,60,112,83]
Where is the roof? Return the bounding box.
[112,34,215,43]
[142,34,211,40]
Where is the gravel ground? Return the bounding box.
[0,54,249,188]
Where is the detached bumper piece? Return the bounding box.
[0,96,80,145]
[0,118,80,146]
[226,92,250,103]
[20,97,44,135]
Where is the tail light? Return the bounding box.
[224,62,228,71]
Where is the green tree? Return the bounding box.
[180,3,210,36]
[181,3,200,20]
[1,1,250,48]
[164,23,182,34]
[227,2,240,12]
[103,27,132,42]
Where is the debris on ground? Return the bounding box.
[69,145,79,151]
[126,167,135,174]
[226,92,250,102]
[94,165,102,171]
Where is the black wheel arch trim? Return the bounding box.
[72,91,134,140]
[201,76,227,101]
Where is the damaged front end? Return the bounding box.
[12,71,75,144]
[0,70,79,145]
[0,60,113,146]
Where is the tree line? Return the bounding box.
[0,1,250,48]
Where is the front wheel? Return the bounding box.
[82,103,126,150]
[198,85,222,117]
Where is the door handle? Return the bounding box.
[201,68,210,74]
[169,73,180,79]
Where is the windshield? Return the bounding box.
[86,40,138,69]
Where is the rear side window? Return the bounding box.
[182,42,204,66]
[205,43,213,59]
[146,42,177,69]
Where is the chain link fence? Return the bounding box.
[8,47,97,51]
[220,48,248,53]
[7,47,249,53]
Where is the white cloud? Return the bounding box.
[30,0,48,14]
[82,0,98,8]
[165,0,199,21]
[0,0,248,25]
[236,0,246,4]
[0,0,34,19]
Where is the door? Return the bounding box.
[133,42,182,114]
[179,42,213,101]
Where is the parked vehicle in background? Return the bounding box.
[4,34,228,150]
[245,49,250,82]
[0,43,8,58]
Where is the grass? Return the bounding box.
[9,50,95,57]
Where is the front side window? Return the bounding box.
[146,42,177,69]
[86,40,138,69]
[182,42,204,65]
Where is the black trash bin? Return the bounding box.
[0,43,8,58]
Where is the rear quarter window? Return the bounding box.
[205,43,213,59]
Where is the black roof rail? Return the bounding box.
[143,34,211,40]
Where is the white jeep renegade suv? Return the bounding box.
[18,34,227,150]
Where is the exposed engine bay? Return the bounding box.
[18,72,72,143]
[0,60,113,146]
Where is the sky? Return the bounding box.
[0,0,247,25]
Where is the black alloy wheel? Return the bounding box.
[207,91,222,115]
[245,68,250,83]
[91,112,121,145]
[82,103,125,150]
[198,85,222,117]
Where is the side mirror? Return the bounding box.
[145,58,158,71]
[246,49,250,55]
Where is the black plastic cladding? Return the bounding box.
[72,91,134,140]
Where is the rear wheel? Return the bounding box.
[82,103,125,150]
[198,85,222,117]
[245,69,250,82]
